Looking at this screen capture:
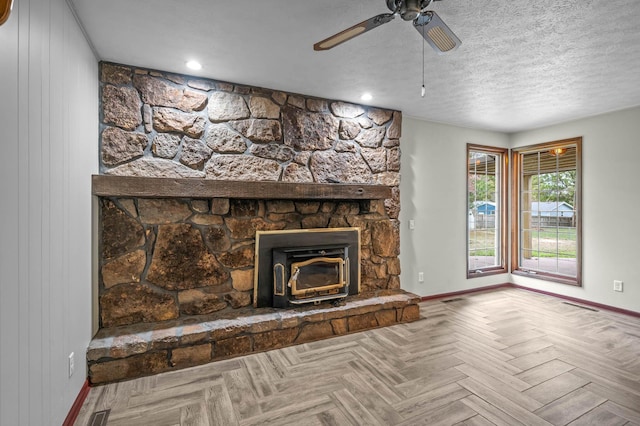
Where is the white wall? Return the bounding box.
[0,0,98,424]
[510,107,640,313]
[400,117,510,297]
[401,108,640,314]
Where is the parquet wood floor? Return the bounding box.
[75,288,640,425]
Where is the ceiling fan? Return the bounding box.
[313,0,461,54]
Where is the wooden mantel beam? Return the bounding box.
[91,175,392,200]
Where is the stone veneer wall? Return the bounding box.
[98,62,402,329]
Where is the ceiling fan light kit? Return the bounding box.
[313,0,461,53]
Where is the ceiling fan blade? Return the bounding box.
[314,13,395,51]
[414,11,461,54]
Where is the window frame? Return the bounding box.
[466,144,508,279]
[510,137,582,286]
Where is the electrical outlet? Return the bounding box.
[613,280,623,292]
[409,220,415,230]
[68,352,75,377]
[418,272,424,282]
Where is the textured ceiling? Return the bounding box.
[70,0,640,133]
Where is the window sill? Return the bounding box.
[511,269,581,287]
[467,267,507,279]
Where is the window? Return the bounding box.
[511,138,582,285]
[467,144,507,278]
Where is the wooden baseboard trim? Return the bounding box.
[420,283,511,301]
[510,284,640,318]
[62,379,91,426]
[420,283,640,318]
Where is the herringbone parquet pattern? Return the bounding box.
[75,288,640,425]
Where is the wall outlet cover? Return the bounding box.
[613,280,623,292]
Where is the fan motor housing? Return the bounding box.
[387,0,432,21]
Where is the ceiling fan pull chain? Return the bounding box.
[421,20,426,97]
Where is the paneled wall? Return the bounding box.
[0,0,98,424]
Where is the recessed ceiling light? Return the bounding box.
[185,60,202,71]
[361,93,373,101]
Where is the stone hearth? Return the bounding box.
[88,290,420,385]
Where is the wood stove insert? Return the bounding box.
[254,228,360,308]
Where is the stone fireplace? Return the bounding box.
[86,62,420,385]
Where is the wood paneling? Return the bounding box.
[0,0,98,424]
